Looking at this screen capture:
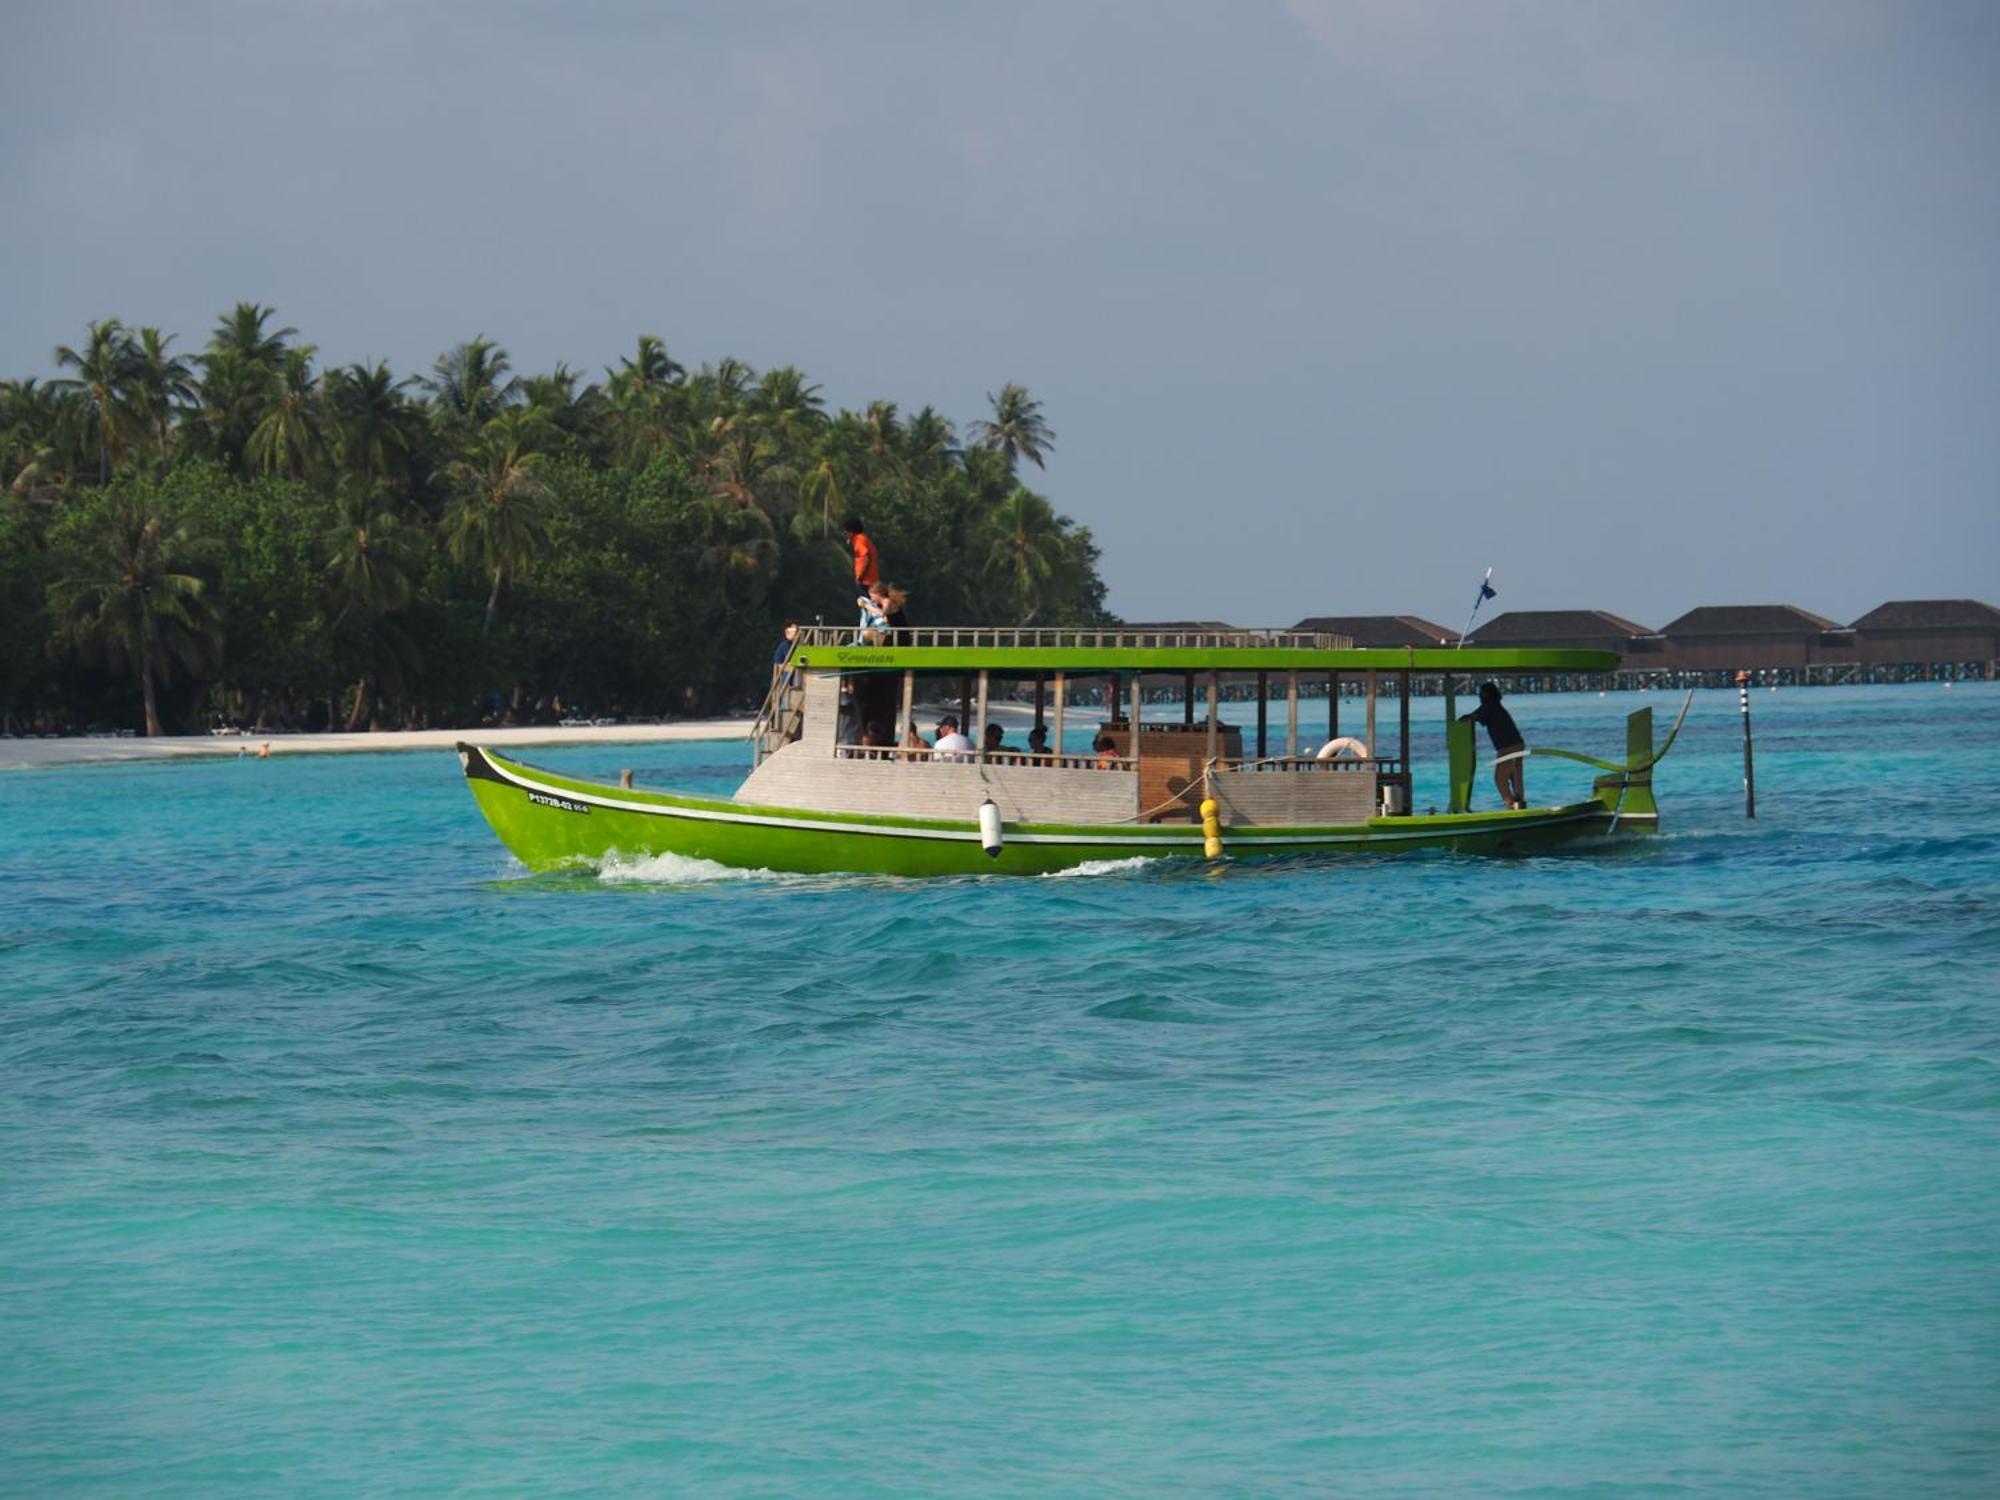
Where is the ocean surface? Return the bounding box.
[3,683,1996,1497]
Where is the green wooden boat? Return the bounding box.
[458,625,1689,876]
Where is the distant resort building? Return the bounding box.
[1467,610,1653,655]
[1290,615,1455,648]
[1653,604,1847,672]
[1270,599,1997,691]
[1849,599,2000,668]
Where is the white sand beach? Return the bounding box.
[0,719,758,771]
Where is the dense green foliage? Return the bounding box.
[0,309,1106,733]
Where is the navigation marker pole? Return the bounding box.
[1735,670,1756,819]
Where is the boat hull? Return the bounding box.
[459,745,1644,877]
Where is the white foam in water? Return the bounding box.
[595,850,772,884]
[1042,856,1157,879]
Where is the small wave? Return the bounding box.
[595,850,773,884]
[1042,856,1157,880]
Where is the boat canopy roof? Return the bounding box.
[789,625,1619,675]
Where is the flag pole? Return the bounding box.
[1457,568,1495,647]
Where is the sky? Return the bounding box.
[4,0,1996,629]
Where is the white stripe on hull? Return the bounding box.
[479,754,1613,849]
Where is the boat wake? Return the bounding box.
[595,850,776,884]
[1041,856,1157,880]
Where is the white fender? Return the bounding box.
[978,798,1003,858]
[1315,736,1369,761]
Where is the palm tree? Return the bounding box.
[901,405,960,477]
[193,304,296,473]
[750,366,825,439]
[209,303,298,369]
[697,497,780,605]
[615,334,684,392]
[245,346,327,480]
[437,409,554,633]
[130,328,196,455]
[422,336,520,436]
[51,319,143,483]
[970,383,1055,472]
[983,486,1067,623]
[1,378,83,504]
[324,362,419,487]
[798,455,842,537]
[324,484,423,728]
[50,500,223,735]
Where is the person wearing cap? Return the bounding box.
[931,715,974,759]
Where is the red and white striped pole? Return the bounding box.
[1735,670,1756,819]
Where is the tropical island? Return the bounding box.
[0,308,1107,737]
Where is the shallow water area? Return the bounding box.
[3,684,1998,1495]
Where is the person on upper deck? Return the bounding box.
[843,516,880,589]
[1093,732,1119,770]
[855,589,890,644]
[982,723,1008,758]
[1026,725,1050,757]
[1461,681,1527,810]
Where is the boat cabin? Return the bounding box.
[743,626,1622,828]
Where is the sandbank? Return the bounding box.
[0,719,757,771]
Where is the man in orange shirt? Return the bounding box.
[843,516,880,590]
[842,516,882,640]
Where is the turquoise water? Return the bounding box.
[4,684,1997,1496]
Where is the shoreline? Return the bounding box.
[0,719,758,771]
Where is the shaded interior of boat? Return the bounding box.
[742,625,1592,827]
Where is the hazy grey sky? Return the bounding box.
[5,0,1995,627]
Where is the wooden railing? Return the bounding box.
[1212,755,1403,777]
[792,624,1353,651]
[833,744,1135,772]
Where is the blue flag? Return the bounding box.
[1458,568,1497,646]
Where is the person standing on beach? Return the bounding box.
[1461,681,1527,810]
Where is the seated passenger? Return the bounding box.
[982,723,1008,758]
[902,721,930,754]
[855,590,890,644]
[1026,725,1050,757]
[932,715,974,759]
[1093,732,1119,770]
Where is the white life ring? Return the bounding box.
[1316,736,1370,761]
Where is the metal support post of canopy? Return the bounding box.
[1205,672,1219,764]
[1053,671,1065,756]
[1286,671,1299,758]
[1365,672,1378,757]
[1256,671,1268,759]
[974,670,990,753]
[1398,672,1411,772]
[900,670,915,744]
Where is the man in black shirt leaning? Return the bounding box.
[1462,681,1527,810]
